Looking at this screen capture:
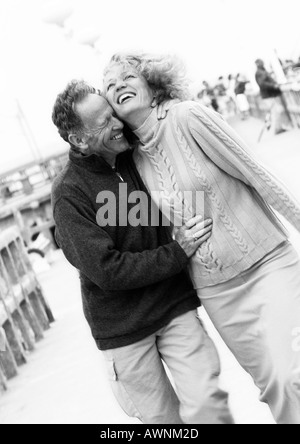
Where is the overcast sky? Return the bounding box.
[0,0,299,174]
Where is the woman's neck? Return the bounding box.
[127,107,153,130]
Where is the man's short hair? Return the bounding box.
[52,80,101,143]
[255,59,264,66]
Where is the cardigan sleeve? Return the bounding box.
[186,102,300,232]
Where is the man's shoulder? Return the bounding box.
[52,160,71,195]
[51,160,87,208]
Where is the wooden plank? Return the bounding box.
[12,310,35,352]
[20,300,44,342]
[3,320,27,367]
[0,184,52,218]
[0,333,18,379]
[0,254,44,341]
[0,327,5,352]
[0,364,8,393]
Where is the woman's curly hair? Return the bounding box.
[104,53,191,104]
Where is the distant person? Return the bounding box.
[234,74,250,120]
[51,80,233,425]
[255,59,291,134]
[227,74,238,113]
[293,56,300,69]
[202,80,219,112]
[215,76,227,96]
[215,76,231,117]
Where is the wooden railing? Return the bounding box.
[0,152,68,203]
[0,151,68,250]
[281,83,300,128]
[0,227,54,393]
[247,82,300,129]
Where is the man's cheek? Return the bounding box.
[101,127,112,147]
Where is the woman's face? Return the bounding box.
[103,64,154,129]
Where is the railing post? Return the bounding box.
[15,236,55,324]
[0,331,18,380]
[2,319,27,367]
[0,253,44,342]
[0,226,55,391]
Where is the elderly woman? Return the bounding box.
[103,53,300,424]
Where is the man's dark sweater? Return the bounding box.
[52,149,199,350]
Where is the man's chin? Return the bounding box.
[113,141,130,153]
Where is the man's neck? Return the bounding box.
[76,148,117,168]
[101,154,117,168]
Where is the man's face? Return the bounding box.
[75,94,129,156]
[103,64,154,123]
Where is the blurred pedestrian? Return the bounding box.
[234,74,250,120]
[215,76,229,116]
[227,74,238,114]
[201,80,219,112]
[255,59,291,135]
[215,76,227,96]
[293,56,300,69]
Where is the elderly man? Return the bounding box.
[51,80,233,425]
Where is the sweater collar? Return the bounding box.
[69,149,114,173]
[133,107,161,145]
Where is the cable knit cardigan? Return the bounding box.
[133,101,300,288]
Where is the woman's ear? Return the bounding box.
[68,134,89,152]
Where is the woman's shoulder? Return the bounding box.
[169,100,209,125]
[170,100,207,116]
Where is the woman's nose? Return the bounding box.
[115,80,127,92]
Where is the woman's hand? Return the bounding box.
[174,215,213,258]
[156,99,180,120]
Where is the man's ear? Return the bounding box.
[68,133,89,152]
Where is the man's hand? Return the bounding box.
[174,215,213,258]
[156,99,180,120]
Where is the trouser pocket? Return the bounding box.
[103,354,142,421]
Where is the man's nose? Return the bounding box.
[112,117,123,130]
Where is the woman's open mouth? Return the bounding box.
[117,92,136,105]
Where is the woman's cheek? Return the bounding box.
[106,92,114,107]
